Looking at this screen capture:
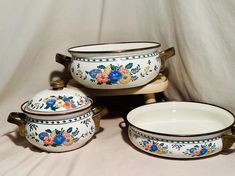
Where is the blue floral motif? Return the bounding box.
[39,132,49,140]
[88,69,102,78]
[53,134,66,145]
[62,95,70,102]
[143,140,148,146]
[141,140,169,155]
[28,94,87,112]
[150,144,158,152]
[46,98,56,107]
[183,143,217,157]
[108,71,122,83]
[85,63,136,85]
[200,147,208,155]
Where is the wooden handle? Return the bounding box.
[159,47,175,72]
[55,53,72,69]
[92,106,108,133]
[222,135,235,150]
[159,47,175,60]
[7,112,26,137]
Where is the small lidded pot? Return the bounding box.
[8,80,107,152]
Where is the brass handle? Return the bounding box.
[232,126,235,134]
[50,79,65,90]
[92,106,108,133]
[222,134,235,150]
[55,53,72,69]
[159,47,175,72]
[7,112,27,137]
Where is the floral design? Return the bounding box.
[26,119,95,148]
[45,96,73,111]
[28,95,88,111]
[28,127,79,147]
[119,73,132,84]
[141,140,169,155]
[88,69,102,78]
[85,63,136,85]
[108,71,122,83]
[24,110,96,151]
[129,127,221,158]
[40,129,73,146]
[96,72,109,83]
[183,143,218,157]
[70,54,161,87]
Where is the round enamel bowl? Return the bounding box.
[126,102,235,159]
[55,42,175,89]
[8,80,108,152]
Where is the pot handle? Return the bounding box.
[159,47,175,72]
[7,112,27,137]
[222,126,235,150]
[55,53,72,69]
[92,106,109,133]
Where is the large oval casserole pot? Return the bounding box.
[126,102,235,159]
[56,42,175,89]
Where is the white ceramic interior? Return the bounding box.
[68,42,160,53]
[127,102,234,136]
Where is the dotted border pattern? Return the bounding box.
[129,126,220,144]
[26,111,92,125]
[73,52,159,62]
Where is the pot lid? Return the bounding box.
[23,80,92,115]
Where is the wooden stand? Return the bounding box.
[68,74,168,104]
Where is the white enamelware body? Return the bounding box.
[24,109,95,152]
[127,102,235,159]
[68,42,161,89]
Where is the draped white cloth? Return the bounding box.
[0,0,235,175]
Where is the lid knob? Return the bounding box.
[50,79,65,90]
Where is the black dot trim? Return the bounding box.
[74,52,159,62]
[26,111,92,125]
[129,126,220,144]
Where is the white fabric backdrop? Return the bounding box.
[0,1,235,175]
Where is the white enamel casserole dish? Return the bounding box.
[126,102,235,159]
[56,42,175,89]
